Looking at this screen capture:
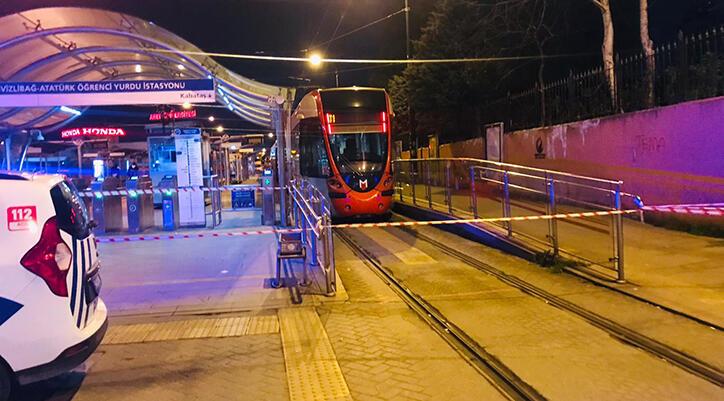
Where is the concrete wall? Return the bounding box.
[433,97,724,206]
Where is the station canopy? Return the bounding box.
[0,7,294,132]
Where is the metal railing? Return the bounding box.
[483,26,724,131]
[394,158,635,282]
[288,179,337,295]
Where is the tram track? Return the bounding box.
[387,223,724,388]
[336,229,547,401]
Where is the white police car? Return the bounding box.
[0,172,107,400]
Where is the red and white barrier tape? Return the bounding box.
[641,203,723,216]
[96,203,722,244]
[331,209,640,229]
[80,186,281,198]
[97,209,637,243]
[96,227,302,243]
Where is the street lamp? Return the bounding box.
[308,53,323,67]
[267,132,274,138]
[181,101,192,109]
[208,116,215,122]
[216,125,224,133]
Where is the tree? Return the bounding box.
[388,0,565,139]
[591,0,617,110]
[639,0,655,107]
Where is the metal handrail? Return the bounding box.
[396,157,622,185]
[394,158,627,282]
[288,179,336,296]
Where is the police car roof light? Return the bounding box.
[20,217,71,297]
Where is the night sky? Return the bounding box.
[0,0,721,138]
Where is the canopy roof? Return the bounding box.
[0,7,293,132]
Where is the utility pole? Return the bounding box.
[405,0,410,60]
[404,0,415,158]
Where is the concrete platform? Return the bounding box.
[17,234,511,401]
[96,210,347,317]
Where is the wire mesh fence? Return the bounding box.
[484,26,724,131]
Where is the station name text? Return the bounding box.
[0,80,207,94]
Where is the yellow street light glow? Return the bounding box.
[208,116,215,122]
[309,53,323,66]
[216,125,224,133]
[181,101,192,109]
[267,132,274,138]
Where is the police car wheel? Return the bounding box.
[0,363,11,401]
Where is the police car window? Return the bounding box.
[50,180,91,238]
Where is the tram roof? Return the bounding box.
[0,7,294,132]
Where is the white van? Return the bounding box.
[0,172,107,400]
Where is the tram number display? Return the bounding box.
[7,206,37,231]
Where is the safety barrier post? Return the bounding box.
[299,182,307,246]
[322,212,336,296]
[426,161,432,209]
[614,182,626,283]
[503,171,512,236]
[445,161,452,214]
[398,163,404,202]
[309,194,320,267]
[545,173,559,256]
[293,188,300,228]
[411,161,417,205]
[470,166,478,218]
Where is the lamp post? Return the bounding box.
[404,0,415,158]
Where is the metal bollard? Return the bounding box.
[446,161,452,214]
[614,182,625,283]
[426,162,432,209]
[411,163,417,205]
[503,171,512,236]
[545,173,559,256]
[470,166,478,218]
[399,168,404,202]
[322,213,336,296]
[309,197,320,267]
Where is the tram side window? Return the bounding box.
[299,122,329,178]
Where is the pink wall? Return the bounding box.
[497,97,724,205]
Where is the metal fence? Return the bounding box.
[394,158,638,282]
[288,179,336,296]
[485,26,724,131]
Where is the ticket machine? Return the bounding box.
[261,167,275,225]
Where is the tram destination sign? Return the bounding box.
[0,79,216,107]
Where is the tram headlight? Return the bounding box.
[327,178,343,189]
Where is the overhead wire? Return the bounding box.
[146,47,598,65]
[312,8,407,49]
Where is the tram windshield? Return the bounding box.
[328,132,388,175]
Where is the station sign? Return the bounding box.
[61,127,127,139]
[0,79,216,107]
[149,109,197,121]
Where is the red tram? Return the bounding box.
[291,87,394,218]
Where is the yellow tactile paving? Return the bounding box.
[278,307,352,401]
[103,314,277,344]
[247,314,280,335]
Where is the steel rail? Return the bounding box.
[336,229,547,401]
[393,224,724,386]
